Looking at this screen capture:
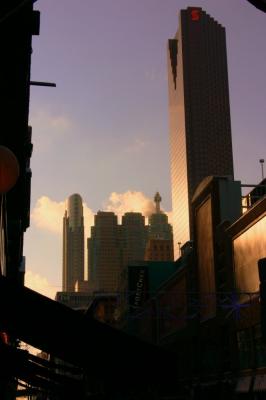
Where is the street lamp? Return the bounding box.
[259,159,265,181]
[178,242,182,257]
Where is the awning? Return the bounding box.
[253,375,266,392]
[235,376,252,393]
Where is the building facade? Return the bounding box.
[144,239,174,262]
[148,192,172,241]
[145,193,174,261]
[62,193,84,292]
[168,7,234,257]
[128,177,266,399]
[120,212,147,269]
[88,211,120,293]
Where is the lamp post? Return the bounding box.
[178,242,182,257]
[259,159,265,181]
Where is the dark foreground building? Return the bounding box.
[168,7,234,256]
[129,176,266,399]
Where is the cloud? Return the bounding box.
[31,196,66,234]
[31,196,94,238]
[104,191,155,219]
[25,270,57,300]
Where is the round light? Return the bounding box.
[0,146,20,193]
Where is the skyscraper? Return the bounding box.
[168,7,234,257]
[88,211,120,292]
[121,212,147,268]
[88,211,148,293]
[62,193,84,292]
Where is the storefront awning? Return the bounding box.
[253,375,266,392]
[235,376,252,393]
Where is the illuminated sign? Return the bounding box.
[191,9,200,21]
[128,266,148,311]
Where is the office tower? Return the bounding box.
[167,7,234,257]
[88,212,120,292]
[62,193,84,292]
[121,212,148,268]
[88,211,148,293]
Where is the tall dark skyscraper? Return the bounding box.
[167,7,234,257]
[62,193,84,291]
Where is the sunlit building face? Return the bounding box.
[167,7,234,258]
[234,215,266,301]
[63,193,84,292]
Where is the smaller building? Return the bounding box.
[144,239,174,261]
[145,192,174,261]
[148,192,173,240]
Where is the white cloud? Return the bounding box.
[25,270,57,300]
[31,196,94,238]
[31,196,66,234]
[104,190,155,219]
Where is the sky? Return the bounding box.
[24,0,266,299]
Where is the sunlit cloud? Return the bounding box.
[25,270,57,300]
[31,196,94,238]
[104,190,155,219]
[31,196,66,234]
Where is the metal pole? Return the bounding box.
[259,159,265,180]
[178,242,181,257]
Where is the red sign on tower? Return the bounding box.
[191,9,200,21]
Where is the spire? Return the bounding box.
[154,192,162,214]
